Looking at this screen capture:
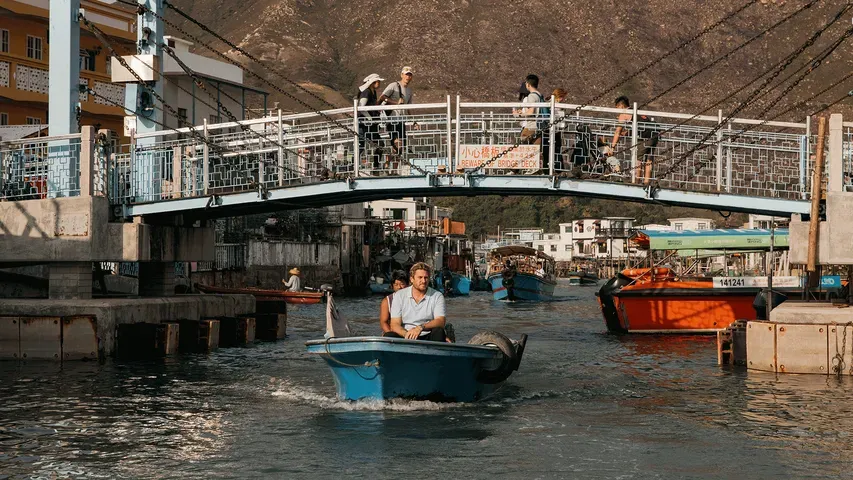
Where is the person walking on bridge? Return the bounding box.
[379,66,415,162]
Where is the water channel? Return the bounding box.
[2,283,853,479]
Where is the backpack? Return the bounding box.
[637,114,659,146]
[528,92,550,132]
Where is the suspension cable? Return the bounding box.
[642,0,822,108]
[117,0,429,176]
[161,43,312,176]
[606,2,851,177]
[659,24,853,187]
[469,0,819,173]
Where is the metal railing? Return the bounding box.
[0,134,83,200]
[5,100,845,207]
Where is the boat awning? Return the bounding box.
[632,228,789,251]
[489,244,555,261]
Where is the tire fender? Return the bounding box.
[468,330,518,384]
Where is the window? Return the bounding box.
[178,108,188,122]
[80,49,96,71]
[564,226,571,234]
[0,29,8,53]
[674,223,683,231]
[565,244,571,251]
[550,245,557,252]
[697,222,708,230]
[105,57,112,76]
[209,114,221,124]
[26,36,43,60]
[0,113,6,126]
[598,242,607,254]
[537,245,544,251]
[26,117,41,125]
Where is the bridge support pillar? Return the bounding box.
[138,262,176,297]
[49,263,93,300]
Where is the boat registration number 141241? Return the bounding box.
[711,277,802,288]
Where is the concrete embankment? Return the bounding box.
[0,294,265,360]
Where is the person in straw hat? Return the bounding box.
[282,267,302,292]
[358,73,385,172]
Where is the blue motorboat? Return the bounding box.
[307,295,527,402]
[368,280,393,294]
[434,270,471,296]
[487,245,557,301]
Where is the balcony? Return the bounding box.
[595,227,632,238]
[0,56,125,117]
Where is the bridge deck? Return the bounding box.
[1,99,846,218]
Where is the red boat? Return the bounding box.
[195,284,324,304]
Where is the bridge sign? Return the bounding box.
[457,144,540,170]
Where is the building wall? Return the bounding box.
[0,14,132,128]
[162,76,247,129]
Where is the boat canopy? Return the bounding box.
[631,228,789,251]
[489,245,556,263]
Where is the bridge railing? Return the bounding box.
[456,100,810,200]
[2,103,841,207]
[0,133,83,200]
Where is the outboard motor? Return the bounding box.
[597,274,634,333]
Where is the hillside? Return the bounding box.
[170,0,852,115]
[167,0,850,231]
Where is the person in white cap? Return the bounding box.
[379,66,415,159]
[357,73,384,172]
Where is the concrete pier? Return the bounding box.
[747,302,853,375]
[0,294,254,358]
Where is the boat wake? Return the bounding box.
[270,381,469,412]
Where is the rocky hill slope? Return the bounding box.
[171,0,852,116]
[167,0,850,231]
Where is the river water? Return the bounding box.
[3,283,853,479]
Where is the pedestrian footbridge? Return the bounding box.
[1,99,848,219]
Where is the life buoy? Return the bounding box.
[620,267,674,282]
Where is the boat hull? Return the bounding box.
[195,283,323,304]
[567,275,598,286]
[597,278,762,333]
[368,282,393,294]
[435,272,471,296]
[489,273,556,301]
[305,337,504,402]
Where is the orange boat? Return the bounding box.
[597,268,763,334]
[195,284,324,304]
[597,228,794,334]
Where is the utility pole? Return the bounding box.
[48,0,81,197]
[124,0,165,201]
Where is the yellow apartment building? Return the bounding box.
[0,0,134,137]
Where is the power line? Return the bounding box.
[83,13,317,180]
[81,14,229,157]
